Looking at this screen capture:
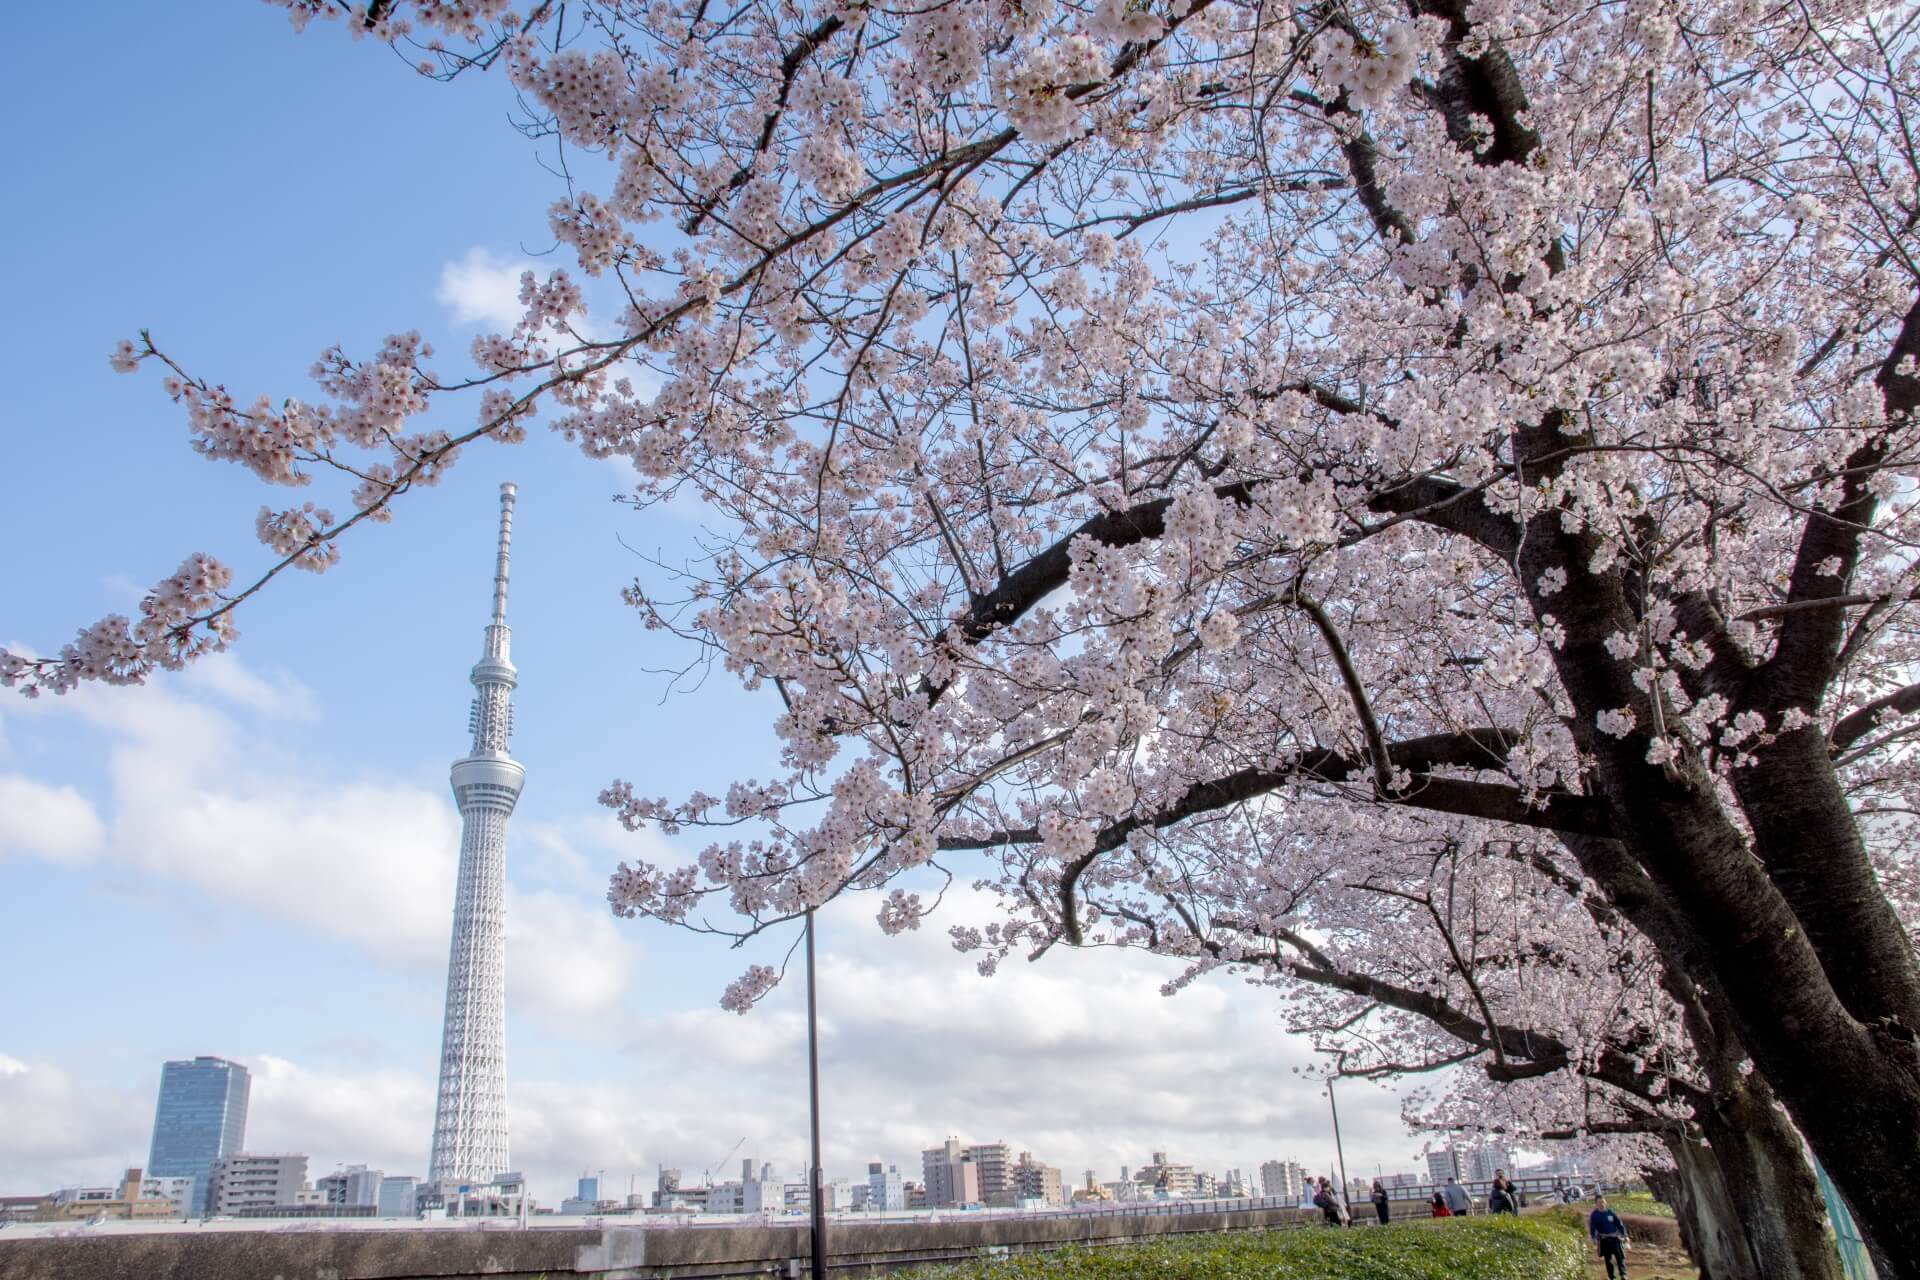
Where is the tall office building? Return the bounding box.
[965,1142,1013,1204]
[147,1056,250,1215]
[921,1138,982,1208]
[1426,1147,1464,1183]
[1465,1143,1516,1182]
[867,1162,905,1210]
[1012,1152,1064,1205]
[429,484,526,1187]
[1259,1159,1306,1201]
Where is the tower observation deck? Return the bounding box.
[429,483,524,1186]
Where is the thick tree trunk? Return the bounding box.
[1653,1142,1744,1280]
[1492,293,1920,1272]
[1651,1105,1839,1280]
[1634,794,1920,1276]
[1548,703,1920,1274]
[1694,1081,1841,1280]
[1624,810,1920,1277]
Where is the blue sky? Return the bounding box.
[0,2,1425,1203]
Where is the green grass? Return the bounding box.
[912,1215,1588,1280]
[1603,1193,1675,1219]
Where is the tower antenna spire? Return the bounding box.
[492,482,516,627]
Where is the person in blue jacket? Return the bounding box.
[1587,1196,1631,1278]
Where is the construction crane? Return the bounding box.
[704,1137,746,1187]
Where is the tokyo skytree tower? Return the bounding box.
[430,482,524,1186]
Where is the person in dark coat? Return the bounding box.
[1588,1195,1631,1279]
[1488,1171,1517,1215]
[1370,1179,1390,1225]
[1312,1178,1344,1226]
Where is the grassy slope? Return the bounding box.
[913,1215,1589,1280]
[1602,1193,1676,1218]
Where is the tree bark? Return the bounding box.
[1648,1094,1839,1280]
[1507,482,1920,1275]
[1591,778,1920,1276]
[1693,1079,1842,1280]
[1599,774,1920,1275]
[1653,1145,1740,1280]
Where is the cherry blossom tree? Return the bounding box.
[1157,816,1839,1278]
[8,0,1920,1267]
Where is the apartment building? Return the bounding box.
[206,1154,308,1215]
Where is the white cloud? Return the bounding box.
[437,247,535,333]
[784,894,1367,1184]
[9,662,639,1019]
[114,764,462,969]
[100,574,145,607]
[180,652,319,720]
[243,1055,435,1180]
[516,811,673,893]
[473,889,1430,1202]
[36,676,462,966]
[0,1057,150,1190]
[0,774,105,863]
[0,882,1423,1206]
[507,887,639,1020]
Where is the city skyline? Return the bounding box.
[19,1042,1531,1211]
[24,1076,1568,1219]
[0,2,1424,1212]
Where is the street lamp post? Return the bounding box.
[1326,1077,1352,1224]
[806,910,829,1279]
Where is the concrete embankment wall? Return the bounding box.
[0,1204,1319,1280]
[1618,1212,1684,1250]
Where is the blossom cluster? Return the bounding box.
[12,1,1914,1127]
[2,555,234,696]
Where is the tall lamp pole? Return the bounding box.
[806,910,829,1278]
[1327,1077,1352,1223]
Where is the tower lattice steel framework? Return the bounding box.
[429,482,524,1186]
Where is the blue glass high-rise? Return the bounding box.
[147,1056,250,1214]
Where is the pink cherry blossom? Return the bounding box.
[12,1,1920,1266]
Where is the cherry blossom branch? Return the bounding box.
[1758,295,1920,713]
[1290,588,1398,797]
[1010,729,1610,946]
[1830,680,1920,755]
[1739,588,1920,621]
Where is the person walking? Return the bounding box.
[1442,1175,1471,1216]
[1588,1195,1631,1279]
[1312,1177,1346,1226]
[1488,1171,1517,1215]
[1370,1179,1390,1225]
[1429,1192,1451,1218]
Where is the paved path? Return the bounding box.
[1581,1238,1697,1280]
